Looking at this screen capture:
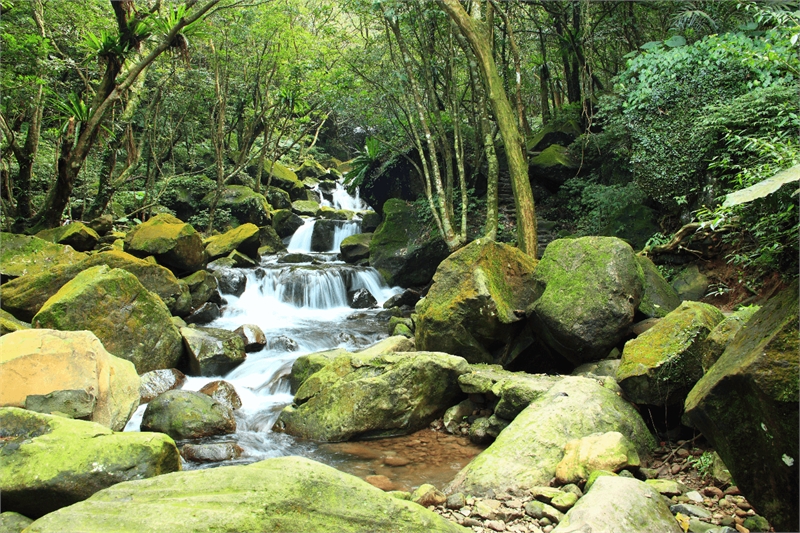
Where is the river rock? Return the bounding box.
[234,323,266,352]
[258,225,285,254]
[446,376,654,495]
[32,266,184,374]
[341,233,372,264]
[415,239,538,364]
[361,210,381,233]
[0,512,33,533]
[141,389,236,440]
[204,223,260,261]
[683,282,798,533]
[698,305,760,372]
[457,365,560,420]
[356,335,416,357]
[292,199,321,217]
[311,219,340,251]
[272,209,304,238]
[139,368,186,404]
[617,301,724,406]
[526,237,645,365]
[184,302,221,324]
[552,476,681,533]
[0,407,180,519]
[208,185,271,227]
[288,348,350,393]
[213,267,247,296]
[182,270,219,310]
[198,380,242,410]
[384,288,422,309]
[180,442,243,463]
[348,288,377,309]
[637,255,681,318]
[1,249,192,321]
[274,351,469,441]
[554,431,641,485]
[443,399,476,433]
[0,233,86,280]
[180,326,246,377]
[23,456,467,533]
[267,186,292,210]
[0,309,30,335]
[123,214,205,274]
[0,329,139,430]
[35,222,99,252]
[369,198,450,287]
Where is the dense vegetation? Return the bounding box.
[2,0,797,277]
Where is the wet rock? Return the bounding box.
[365,474,398,491]
[181,326,246,377]
[123,214,205,274]
[266,334,299,352]
[180,442,243,463]
[35,222,99,252]
[412,484,447,507]
[311,219,341,252]
[234,323,266,352]
[340,233,372,264]
[383,288,423,309]
[348,288,377,309]
[288,348,350,393]
[198,380,242,410]
[213,268,247,296]
[141,389,236,440]
[292,200,321,217]
[227,250,258,268]
[272,209,304,238]
[139,368,186,404]
[204,223,260,261]
[555,431,641,485]
[184,302,222,325]
[258,225,285,255]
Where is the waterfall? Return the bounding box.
[286,219,315,252]
[331,221,360,251]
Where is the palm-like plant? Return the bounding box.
[344,137,382,193]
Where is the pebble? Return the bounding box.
[734,509,748,518]
[446,493,466,510]
[686,490,704,503]
[384,455,411,467]
[735,501,751,511]
[704,486,724,499]
[724,486,741,496]
[734,524,749,533]
[671,464,682,475]
[487,520,506,531]
[670,503,712,519]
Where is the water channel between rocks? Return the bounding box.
[126,187,485,491]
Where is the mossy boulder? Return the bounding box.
[266,186,292,210]
[206,185,271,227]
[457,365,561,420]
[340,233,372,264]
[0,329,139,431]
[272,209,304,238]
[258,225,286,254]
[683,282,799,533]
[319,206,352,221]
[159,175,216,222]
[361,210,382,233]
[180,326,246,377]
[636,255,681,318]
[369,198,451,287]
[203,223,260,261]
[265,161,306,201]
[416,239,538,364]
[0,233,86,280]
[35,222,99,252]
[0,512,32,533]
[617,301,724,406]
[446,376,655,495]
[0,407,180,519]
[295,159,329,180]
[310,219,342,252]
[292,199,321,217]
[601,204,661,252]
[554,431,641,485]
[527,237,645,364]
[699,305,760,372]
[123,214,205,274]
[32,266,184,374]
[182,270,219,310]
[274,351,469,442]
[529,144,577,190]
[140,389,236,440]
[1,249,192,322]
[552,476,681,533]
[23,456,467,533]
[0,309,30,336]
[671,264,708,301]
[288,348,351,393]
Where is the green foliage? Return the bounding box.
[549,177,647,237]
[343,137,382,193]
[688,450,715,479]
[188,208,232,233]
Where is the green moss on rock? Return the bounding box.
[35,222,99,252]
[140,389,235,440]
[206,185,271,226]
[637,255,681,318]
[203,223,260,260]
[123,214,205,274]
[0,233,86,280]
[0,309,30,335]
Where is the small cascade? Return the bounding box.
[286,218,315,252]
[331,220,360,251]
[318,181,369,212]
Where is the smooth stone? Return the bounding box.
[670,504,712,519]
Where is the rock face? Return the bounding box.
[140,389,236,440]
[446,376,654,495]
[0,330,139,431]
[369,198,450,287]
[23,456,467,533]
[617,301,724,406]
[698,305,760,372]
[416,240,538,364]
[35,222,99,252]
[203,223,260,261]
[637,255,681,318]
[32,266,184,374]
[1,249,192,321]
[526,237,645,364]
[340,232,372,264]
[552,476,682,533]
[274,351,469,441]
[180,326,246,376]
[0,233,86,280]
[0,408,180,519]
[123,214,205,274]
[683,283,799,533]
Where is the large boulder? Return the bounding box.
[0,233,86,280]
[138,368,186,404]
[203,223,260,261]
[0,408,180,519]
[205,185,271,227]
[32,266,184,374]
[180,326,247,376]
[310,219,339,251]
[182,270,219,310]
[683,283,799,532]
[265,161,306,201]
[123,214,205,274]
[446,376,655,495]
[340,232,372,264]
[0,329,139,431]
[274,351,469,441]
[698,305,760,372]
[266,186,292,210]
[1,249,192,321]
[415,239,538,364]
[0,309,29,336]
[637,255,681,318]
[23,456,467,533]
[140,389,236,440]
[617,301,724,406]
[370,199,452,287]
[35,222,99,252]
[528,144,577,190]
[293,199,321,217]
[526,237,645,364]
[272,209,304,238]
[552,476,682,533]
[457,365,561,420]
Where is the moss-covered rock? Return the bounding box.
[698,305,760,372]
[340,233,372,264]
[617,301,724,406]
[32,266,184,374]
[0,407,180,519]
[369,199,450,287]
[265,161,306,201]
[275,351,469,442]
[457,365,560,420]
[552,476,681,533]
[292,199,321,217]
[123,214,205,274]
[1,249,192,321]
[289,348,351,393]
[527,237,645,364]
[203,223,260,260]
[206,185,271,227]
[35,222,99,252]
[554,431,641,485]
[361,210,382,233]
[416,239,538,364]
[671,264,708,301]
[319,206,352,221]
[23,456,467,533]
[446,376,654,495]
[0,511,33,533]
[182,270,219,310]
[272,209,304,238]
[258,225,286,254]
[140,389,235,440]
[180,326,246,377]
[0,329,139,430]
[296,159,329,180]
[0,233,86,280]
[266,186,292,210]
[637,255,681,318]
[529,145,577,190]
[683,282,799,533]
[0,309,30,335]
